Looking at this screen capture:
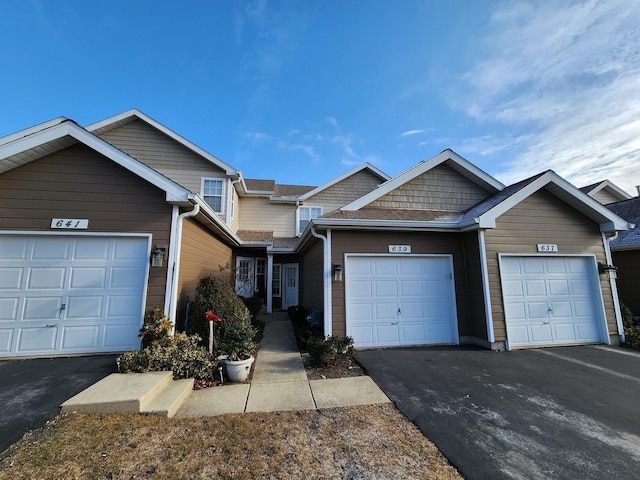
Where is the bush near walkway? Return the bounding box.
[622,303,640,350]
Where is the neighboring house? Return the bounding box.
[604,197,640,314]
[0,109,630,357]
[580,180,632,205]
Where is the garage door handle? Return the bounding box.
[391,322,399,325]
[543,322,550,325]
[45,324,56,328]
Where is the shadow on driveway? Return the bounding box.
[0,355,117,453]
[358,345,640,480]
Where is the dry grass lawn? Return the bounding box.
[0,404,460,479]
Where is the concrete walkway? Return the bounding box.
[176,311,389,417]
[62,312,389,417]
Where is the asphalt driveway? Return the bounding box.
[0,355,117,453]
[358,345,640,479]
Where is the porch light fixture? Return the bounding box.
[151,246,166,268]
[332,263,343,282]
[598,262,618,280]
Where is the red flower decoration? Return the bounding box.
[205,310,222,322]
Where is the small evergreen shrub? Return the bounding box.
[118,333,214,380]
[307,335,355,367]
[220,320,258,361]
[189,277,252,348]
[621,303,640,350]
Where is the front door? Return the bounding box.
[235,257,255,298]
[282,264,299,309]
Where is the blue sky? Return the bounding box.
[2,0,639,193]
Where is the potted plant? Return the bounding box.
[219,320,257,382]
[139,306,173,348]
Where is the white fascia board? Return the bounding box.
[297,162,391,201]
[341,149,504,211]
[191,195,242,246]
[312,218,461,231]
[87,109,239,177]
[477,171,630,232]
[589,180,632,201]
[0,117,69,146]
[0,121,192,204]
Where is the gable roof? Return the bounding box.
[341,149,504,211]
[297,162,390,202]
[0,118,192,204]
[461,170,629,231]
[86,108,239,177]
[606,197,640,250]
[580,180,632,203]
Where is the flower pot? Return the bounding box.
[223,356,254,382]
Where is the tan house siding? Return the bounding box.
[178,217,233,311]
[462,231,488,340]
[330,230,470,338]
[591,190,621,205]
[0,144,173,307]
[301,239,324,315]
[370,163,491,212]
[238,197,296,237]
[305,170,384,212]
[611,250,640,314]
[96,119,228,214]
[484,189,616,342]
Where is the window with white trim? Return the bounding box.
[202,178,224,213]
[297,206,322,235]
[272,264,282,297]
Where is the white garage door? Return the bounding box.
[500,256,604,348]
[0,235,149,358]
[346,255,458,348]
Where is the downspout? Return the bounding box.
[478,230,496,347]
[310,225,332,337]
[167,203,200,331]
[602,231,624,344]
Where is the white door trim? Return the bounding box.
[498,253,609,351]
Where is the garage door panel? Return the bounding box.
[27,268,66,289]
[349,280,373,298]
[501,256,603,348]
[0,237,28,259]
[23,297,63,320]
[111,267,146,288]
[347,256,457,348]
[106,294,144,318]
[0,298,19,320]
[375,280,398,297]
[74,238,110,260]
[61,325,100,349]
[503,280,524,296]
[113,240,147,260]
[33,238,69,259]
[17,327,57,352]
[0,329,12,352]
[70,268,106,289]
[1,268,23,289]
[67,296,103,318]
[525,280,547,296]
[548,279,570,296]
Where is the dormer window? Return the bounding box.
[202,178,224,213]
[297,206,322,235]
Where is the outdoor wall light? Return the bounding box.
[598,262,618,280]
[332,263,343,282]
[151,246,167,268]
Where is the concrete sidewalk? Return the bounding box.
[62,312,390,418]
[176,311,390,417]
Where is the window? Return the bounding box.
[272,264,281,297]
[297,206,323,235]
[202,178,224,213]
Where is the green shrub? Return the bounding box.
[189,277,251,348]
[220,320,257,361]
[118,333,214,380]
[622,303,640,350]
[307,335,355,368]
[241,295,263,319]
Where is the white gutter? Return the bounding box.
[602,232,625,344]
[478,230,496,345]
[167,203,200,329]
[310,225,333,337]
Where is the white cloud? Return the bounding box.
[244,131,270,143]
[400,129,425,137]
[277,141,320,162]
[458,0,640,193]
